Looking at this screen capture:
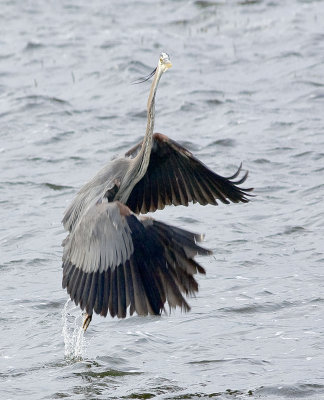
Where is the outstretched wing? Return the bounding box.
[125,133,253,214]
[62,200,211,319]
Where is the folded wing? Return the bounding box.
[125,133,253,214]
[62,201,211,319]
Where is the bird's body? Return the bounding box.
[62,157,131,233]
[62,53,252,331]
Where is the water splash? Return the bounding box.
[62,299,87,359]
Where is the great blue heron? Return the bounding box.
[62,52,252,331]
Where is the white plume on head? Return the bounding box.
[160,52,170,60]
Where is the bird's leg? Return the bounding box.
[82,313,92,332]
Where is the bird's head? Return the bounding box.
[158,52,172,73]
[132,52,172,85]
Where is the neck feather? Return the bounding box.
[133,69,162,178]
[117,68,163,204]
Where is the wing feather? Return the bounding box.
[126,133,253,214]
[129,258,148,316]
[94,270,104,315]
[87,271,98,315]
[62,201,211,322]
[117,265,126,318]
[124,261,135,315]
[68,265,82,303]
[101,269,110,317]
[109,268,118,318]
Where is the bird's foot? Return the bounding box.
[82,313,92,332]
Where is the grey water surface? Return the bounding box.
[1,0,324,399]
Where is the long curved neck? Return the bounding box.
[134,69,162,177]
[117,68,162,204]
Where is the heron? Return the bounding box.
[62,52,252,331]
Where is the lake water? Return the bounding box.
[1,0,324,399]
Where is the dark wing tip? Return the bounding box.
[193,233,213,257]
[221,164,254,203]
[125,134,254,214]
[231,169,254,193]
[150,219,213,261]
